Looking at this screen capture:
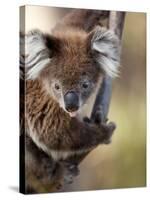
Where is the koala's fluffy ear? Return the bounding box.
[90,26,121,78]
[20,30,57,80]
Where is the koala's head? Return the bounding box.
[20,27,120,117]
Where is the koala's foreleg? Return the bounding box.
[66,117,116,151]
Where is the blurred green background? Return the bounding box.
[23,6,146,191]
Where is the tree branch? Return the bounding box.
[109,11,126,39]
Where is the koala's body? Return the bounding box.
[20,9,120,192]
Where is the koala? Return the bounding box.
[20,9,120,193]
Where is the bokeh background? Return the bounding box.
[21,6,146,191]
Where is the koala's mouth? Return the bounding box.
[68,111,78,117]
[64,108,79,117]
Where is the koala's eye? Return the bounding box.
[54,83,60,90]
[82,81,89,89]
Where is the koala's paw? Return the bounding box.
[100,121,116,144]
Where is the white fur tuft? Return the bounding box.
[20,30,51,80]
[91,27,121,78]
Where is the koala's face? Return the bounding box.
[49,65,102,117]
[42,31,103,117]
[22,27,120,117]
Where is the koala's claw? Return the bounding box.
[101,121,116,132]
[94,109,103,124]
[83,116,91,123]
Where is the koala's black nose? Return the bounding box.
[64,91,79,112]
